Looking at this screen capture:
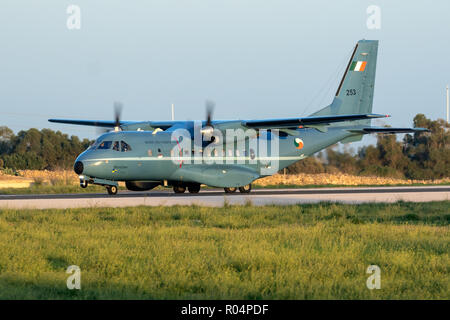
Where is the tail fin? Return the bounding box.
[311,40,379,118]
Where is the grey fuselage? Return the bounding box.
[75,125,355,188]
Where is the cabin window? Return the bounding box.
[98,141,112,149]
[121,141,132,152]
[112,141,120,151]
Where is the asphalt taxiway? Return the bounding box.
[0,186,448,209]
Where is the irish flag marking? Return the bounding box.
[350,61,367,72]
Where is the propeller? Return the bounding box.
[205,100,214,128]
[113,101,123,131]
[202,100,215,140]
[95,101,123,135]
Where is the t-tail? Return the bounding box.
[311,40,378,121]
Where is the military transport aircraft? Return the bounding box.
[49,40,428,195]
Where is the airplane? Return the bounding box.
[49,40,428,195]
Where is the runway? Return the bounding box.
[0,186,449,209]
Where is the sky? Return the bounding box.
[1,0,449,149]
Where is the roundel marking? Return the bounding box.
[294,138,304,149]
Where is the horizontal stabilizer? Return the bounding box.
[243,113,388,129]
[349,127,430,134]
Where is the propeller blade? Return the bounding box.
[205,100,215,127]
[113,101,123,129]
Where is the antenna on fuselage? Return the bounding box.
[446,85,449,123]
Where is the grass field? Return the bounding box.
[0,202,448,299]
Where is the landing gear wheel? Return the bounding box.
[224,187,237,193]
[188,184,201,193]
[80,180,88,188]
[238,184,252,193]
[106,185,118,195]
[173,185,186,194]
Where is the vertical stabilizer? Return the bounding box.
[311,40,378,119]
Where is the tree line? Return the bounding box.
[0,127,92,171]
[286,114,449,179]
[0,114,448,179]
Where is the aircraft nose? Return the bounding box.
[74,161,84,175]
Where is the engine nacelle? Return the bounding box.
[125,181,160,191]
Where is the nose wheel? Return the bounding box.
[106,185,118,195]
[80,179,88,188]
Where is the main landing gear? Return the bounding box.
[188,184,201,193]
[173,183,201,194]
[173,185,186,194]
[224,187,237,193]
[224,184,252,194]
[238,184,252,193]
[106,185,118,195]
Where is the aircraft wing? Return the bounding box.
[49,119,122,127]
[49,113,392,131]
[243,113,388,129]
[349,127,430,134]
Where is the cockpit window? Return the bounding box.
[97,141,113,149]
[112,141,120,151]
[121,141,132,152]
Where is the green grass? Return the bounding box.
[0,202,448,299]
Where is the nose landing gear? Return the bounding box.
[80,178,88,188]
[79,176,119,195]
